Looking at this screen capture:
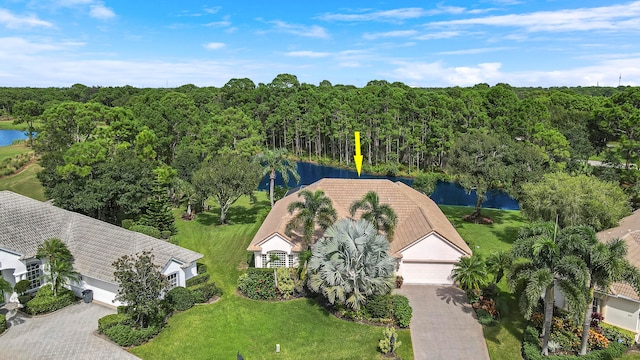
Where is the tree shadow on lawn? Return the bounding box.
[195,199,271,226]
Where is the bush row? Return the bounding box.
[98,313,131,333]
[25,287,76,315]
[0,314,6,333]
[0,152,35,177]
[104,324,160,347]
[238,268,276,301]
[522,326,627,360]
[361,294,412,328]
[185,273,210,288]
[189,282,221,304]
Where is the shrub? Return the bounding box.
[476,309,496,326]
[185,273,210,288]
[121,219,135,230]
[14,279,31,295]
[601,322,635,346]
[0,314,6,334]
[365,294,393,320]
[104,324,160,347]
[129,224,161,239]
[117,305,129,314]
[25,287,75,315]
[98,313,131,333]
[18,294,33,305]
[378,326,402,354]
[391,294,412,328]
[522,325,628,360]
[165,287,195,312]
[275,268,296,299]
[196,262,207,275]
[189,282,221,303]
[237,268,276,301]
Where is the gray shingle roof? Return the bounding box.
[0,190,202,284]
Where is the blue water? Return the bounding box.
[259,161,520,210]
[0,130,29,146]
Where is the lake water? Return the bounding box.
[258,161,520,210]
[0,130,29,146]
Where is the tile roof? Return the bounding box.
[248,178,471,257]
[0,190,203,284]
[597,210,640,301]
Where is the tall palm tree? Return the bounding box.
[558,226,640,355]
[307,219,396,310]
[254,148,300,207]
[349,191,398,240]
[509,222,587,356]
[286,189,337,248]
[451,253,489,300]
[36,238,78,297]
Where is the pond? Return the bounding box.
[0,130,29,146]
[258,161,519,210]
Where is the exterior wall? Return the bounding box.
[601,296,640,335]
[70,276,120,306]
[254,234,297,268]
[400,233,465,262]
[183,262,197,281]
[0,250,28,284]
[163,260,186,287]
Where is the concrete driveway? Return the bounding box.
[396,285,490,360]
[0,302,139,360]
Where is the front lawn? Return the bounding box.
[132,192,412,359]
[0,162,46,201]
[440,205,529,360]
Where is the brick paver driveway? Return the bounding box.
[396,285,490,360]
[0,302,139,360]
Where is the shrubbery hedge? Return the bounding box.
[185,273,210,288]
[238,268,276,300]
[129,225,161,239]
[25,287,76,315]
[98,313,131,333]
[189,282,221,303]
[13,279,31,295]
[522,326,627,360]
[365,294,393,319]
[104,324,160,347]
[391,294,412,328]
[0,314,6,333]
[165,287,195,311]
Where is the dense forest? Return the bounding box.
[1,74,638,226]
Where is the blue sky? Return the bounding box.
[1,1,639,87]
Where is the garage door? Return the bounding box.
[401,262,454,284]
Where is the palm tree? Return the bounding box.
[307,219,396,310]
[486,250,512,284]
[254,148,300,207]
[451,253,489,300]
[286,189,337,248]
[509,222,587,356]
[557,226,640,355]
[349,191,398,240]
[36,238,79,297]
[0,277,12,294]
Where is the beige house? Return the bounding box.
[247,178,472,284]
[0,191,203,305]
[593,210,640,340]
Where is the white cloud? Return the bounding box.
[203,6,222,15]
[285,51,331,58]
[437,47,512,55]
[204,15,231,27]
[339,62,362,68]
[264,20,330,39]
[90,4,115,20]
[363,30,418,40]
[203,42,225,50]
[414,31,465,40]
[318,6,494,22]
[427,1,640,32]
[0,8,53,28]
[0,37,84,55]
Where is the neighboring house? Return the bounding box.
[593,210,640,340]
[247,178,472,284]
[0,190,203,305]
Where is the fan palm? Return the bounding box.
[286,189,337,248]
[451,253,488,300]
[558,226,640,355]
[307,219,396,310]
[254,148,300,207]
[509,222,587,356]
[349,191,398,240]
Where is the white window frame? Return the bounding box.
[167,272,179,289]
[26,262,42,291]
[262,251,287,268]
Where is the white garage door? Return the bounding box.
[401,262,454,285]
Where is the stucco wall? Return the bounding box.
[163,260,186,287]
[602,296,640,333]
[70,276,121,306]
[400,233,465,261]
[0,250,27,282]
[259,235,294,255]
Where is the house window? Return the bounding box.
[592,298,600,314]
[167,273,178,289]
[262,252,287,268]
[288,254,295,268]
[26,262,42,290]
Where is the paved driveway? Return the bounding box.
[396,285,490,360]
[0,302,139,360]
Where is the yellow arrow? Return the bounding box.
[354,132,363,176]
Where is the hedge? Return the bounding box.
[391,294,413,328]
[0,314,6,334]
[189,282,221,303]
[165,287,195,311]
[185,273,210,288]
[522,326,628,360]
[237,268,276,300]
[98,313,131,333]
[25,287,76,315]
[104,324,160,347]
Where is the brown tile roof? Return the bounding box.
[248,179,471,257]
[0,190,203,284]
[597,210,640,301]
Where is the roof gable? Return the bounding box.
[0,190,203,284]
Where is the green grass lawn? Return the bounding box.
[0,162,46,201]
[0,119,24,130]
[440,205,529,360]
[132,193,412,360]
